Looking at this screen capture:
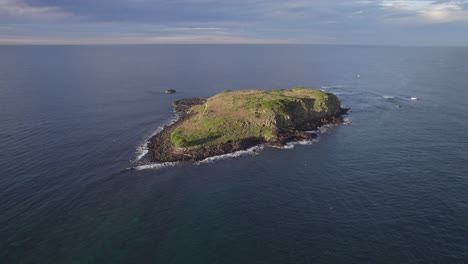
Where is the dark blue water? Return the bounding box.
[1,45,467,263]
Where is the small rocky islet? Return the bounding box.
[148,87,348,162]
[165,89,177,94]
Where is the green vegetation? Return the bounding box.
[170,87,341,148]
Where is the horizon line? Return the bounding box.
[0,43,467,48]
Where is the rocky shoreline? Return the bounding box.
[147,97,349,163]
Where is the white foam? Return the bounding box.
[305,123,340,136]
[281,143,295,149]
[284,139,319,149]
[410,97,418,100]
[133,112,350,168]
[269,143,295,149]
[135,144,150,162]
[320,85,345,89]
[318,124,334,133]
[133,114,180,163]
[132,162,179,171]
[195,145,264,165]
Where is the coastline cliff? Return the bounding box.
[148,87,348,162]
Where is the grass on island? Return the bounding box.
[170,87,339,148]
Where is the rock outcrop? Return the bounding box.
[148,87,348,162]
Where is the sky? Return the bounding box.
[0,0,467,45]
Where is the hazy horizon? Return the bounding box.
[1,43,468,48]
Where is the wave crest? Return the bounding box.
[133,114,180,163]
[132,162,180,171]
[195,145,264,165]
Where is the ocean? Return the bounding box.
[0,45,467,263]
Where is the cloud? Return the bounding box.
[379,0,468,24]
[1,0,467,45]
[0,35,297,45]
[0,0,73,21]
[0,22,297,44]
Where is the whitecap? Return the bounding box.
[410,97,418,101]
[269,143,295,150]
[133,114,180,163]
[195,145,264,165]
[305,124,337,135]
[132,162,179,171]
[285,139,319,149]
[318,124,334,134]
[320,85,345,89]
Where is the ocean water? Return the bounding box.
[0,45,467,263]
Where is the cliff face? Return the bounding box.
[272,90,342,130]
[149,87,346,162]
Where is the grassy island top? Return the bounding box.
[170,87,341,148]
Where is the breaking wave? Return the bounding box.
[133,114,180,163]
[283,139,319,149]
[320,85,345,89]
[383,95,419,101]
[132,162,180,171]
[130,111,352,169]
[195,145,265,165]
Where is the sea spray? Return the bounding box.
[133,113,180,163]
[194,145,264,165]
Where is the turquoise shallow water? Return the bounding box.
[0,45,467,263]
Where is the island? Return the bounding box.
[148,87,348,162]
